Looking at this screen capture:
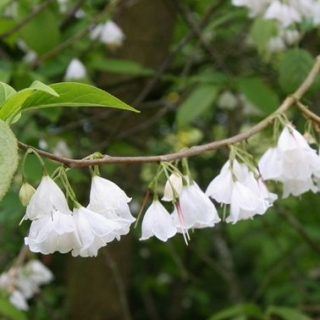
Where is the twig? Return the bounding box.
[297,101,320,125]
[17,55,320,167]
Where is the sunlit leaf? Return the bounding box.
[29,80,59,97]
[267,306,312,320]
[0,82,16,105]
[21,82,139,113]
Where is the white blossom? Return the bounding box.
[259,124,320,197]
[88,176,135,238]
[24,175,71,221]
[232,0,272,18]
[206,159,276,223]
[90,20,125,47]
[9,290,29,310]
[25,211,81,254]
[140,201,177,242]
[264,1,301,27]
[72,206,122,257]
[172,182,220,231]
[64,58,87,80]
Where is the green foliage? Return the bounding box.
[266,306,312,320]
[0,119,18,202]
[237,77,279,114]
[249,18,278,55]
[177,84,217,128]
[0,297,28,320]
[278,48,316,94]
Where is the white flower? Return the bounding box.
[217,91,238,111]
[9,290,29,310]
[172,182,220,231]
[25,210,81,254]
[22,260,53,285]
[24,175,71,221]
[88,176,135,238]
[64,58,87,80]
[206,159,276,223]
[259,124,320,197]
[90,20,125,47]
[19,182,35,206]
[140,201,177,242]
[72,206,122,257]
[264,1,301,27]
[162,173,183,201]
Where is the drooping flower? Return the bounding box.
[24,175,71,221]
[87,176,135,238]
[72,206,122,257]
[232,0,272,18]
[90,20,125,47]
[19,182,35,206]
[64,58,87,80]
[206,159,276,223]
[25,211,81,254]
[259,124,320,197]
[9,290,29,310]
[172,182,220,230]
[140,200,177,242]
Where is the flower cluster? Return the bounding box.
[23,175,135,257]
[259,124,320,197]
[0,260,53,310]
[140,174,220,243]
[232,0,320,52]
[206,159,277,223]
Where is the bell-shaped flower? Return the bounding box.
[24,175,71,221]
[162,173,183,202]
[207,159,276,223]
[172,182,220,231]
[72,206,122,257]
[64,58,87,80]
[88,176,135,238]
[140,200,177,242]
[259,124,320,197]
[90,20,125,47]
[21,260,53,286]
[25,209,81,255]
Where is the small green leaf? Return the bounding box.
[250,18,278,54]
[266,306,312,320]
[177,84,217,128]
[21,82,139,113]
[29,80,59,97]
[0,296,28,320]
[208,303,264,320]
[0,119,18,202]
[0,82,16,105]
[278,48,316,94]
[237,77,279,114]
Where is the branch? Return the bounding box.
[17,55,320,168]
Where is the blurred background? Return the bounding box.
[1,0,320,319]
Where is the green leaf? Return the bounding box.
[20,82,139,113]
[250,18,278,54]
[0,296,28,320]
[0,82,16,105]
[278,48,316,94]
[177,84,217,128]
[88,58,154,76]
[208,303,264,320]
[18,4,60,54]
[237,77,279,114]
[29,80,59,97]
[0,119,18,202]
[266,306,312,320]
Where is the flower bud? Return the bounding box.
[19,183,35,206]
